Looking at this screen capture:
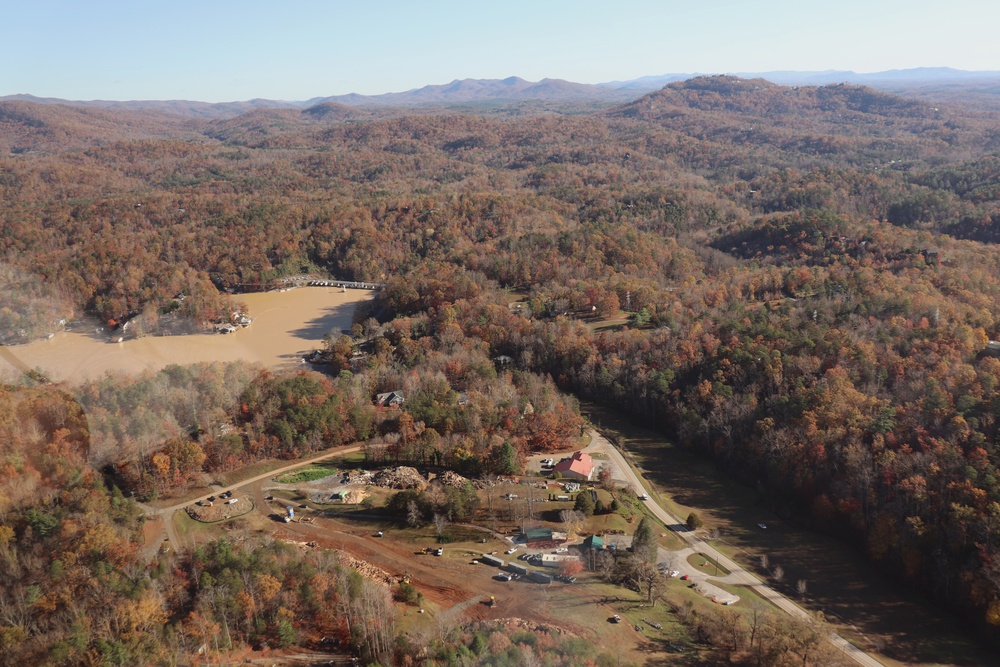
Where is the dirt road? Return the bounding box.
[140,444,363,553]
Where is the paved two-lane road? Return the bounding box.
[589,430,884,667]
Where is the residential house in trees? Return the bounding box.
[375,390,405,407]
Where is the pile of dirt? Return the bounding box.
[371,466,426,489]
[341,489,368,504]
[307,487,367,504]
[434,470,469,488]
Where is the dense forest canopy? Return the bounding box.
[5,75,1000,662]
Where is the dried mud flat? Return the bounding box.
[0,286,374,383]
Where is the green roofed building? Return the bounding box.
[524,527,553,545]
[583,534,603,550]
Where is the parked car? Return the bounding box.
[668,570,680,578]
[434,548,443,556]
[758,523,768,530]
[505,547,518,554]
[374,531,384,537]
[680,574,690,580]
[611,614,621,623]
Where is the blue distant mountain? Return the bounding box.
[4,68,1000,116]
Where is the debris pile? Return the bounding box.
[277,540,394,588]
[371,466,426,489]
[337,553,395,587]
[435,470,469,488]
[343,469,374,484]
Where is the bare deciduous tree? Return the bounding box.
[432,513,448,537]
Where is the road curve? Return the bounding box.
[142,444,363,552]
[592,429,884,667]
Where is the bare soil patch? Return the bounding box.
[186,496,254,522]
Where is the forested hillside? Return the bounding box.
[5,75,1000,660]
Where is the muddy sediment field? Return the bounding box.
[0,286,373,382]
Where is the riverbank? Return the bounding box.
[0,286,374,384]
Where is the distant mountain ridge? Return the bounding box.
[3,68,1000,117]
[604,67,1000,90]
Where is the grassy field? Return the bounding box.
[582,400,993,667]
[273,461,340,484]
[578,580,707,664]
[687,552,731,577]
[172,509,216,546]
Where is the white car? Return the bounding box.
[555,547,568,553]
[505,547,518,554]
[638,494,648,501]
[758,523,768,530]
[668,570,680,578]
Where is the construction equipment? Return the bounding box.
[486,595,495,607]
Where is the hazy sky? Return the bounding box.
[4,0,998,102]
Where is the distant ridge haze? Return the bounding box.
[4,68,1000,118]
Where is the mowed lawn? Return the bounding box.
[582,401,993,667]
